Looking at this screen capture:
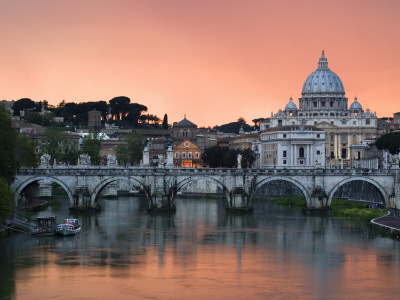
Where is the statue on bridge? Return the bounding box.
[78,154,91,167]
[166,146,174,167]
[237,154,242,169]
[158,154,165,168]
[40,154,51,168]
[107,154,117,168]
[142,146,150,166]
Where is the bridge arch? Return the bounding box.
[176,175,231,206]
[328,177,389,207]
[90,176,147,205]
[253,176,311,205]
[13,176,74,207]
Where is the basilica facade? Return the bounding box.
[260,51,378,160]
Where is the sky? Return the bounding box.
[1,0,399,127]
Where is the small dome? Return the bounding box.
[349,96,362,111]
[302,50,345,95]
[285,97,298,111]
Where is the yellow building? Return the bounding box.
[173,139,202,167]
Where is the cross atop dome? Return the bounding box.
[318,50,328,69]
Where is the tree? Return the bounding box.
[125,103,148,127]
[60,139,79,165]
[41,112,55,126]
[0,103,17,184]
[240,148,256,168]
[81,133,101,165]
[39,127,63,163]
[15,135,37,168]
[115,144,129,166]
[223,148,238,168]
[202,146,238,168]
[162,114,168,129]
[109,96,131,121]
[376,132,400,155]
[25,112,43,125]
[213,119,252,134]
[11,98,36,116]
[62,102,79,123]
[116,132,145,166]
[0,177,13,219]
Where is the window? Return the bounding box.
[299,147,305,158]
[182,153,186,158]
[283,150,287,158]
[278,120,282,126]
[317,134,320,138]
[341,148,347,158]
[175,153,179,158]
[283,160,287,165]
[188,152,192,158]
[195,152,199,158]
[366,119,370,125]
[300,160,304,165]
[283,134,287,138]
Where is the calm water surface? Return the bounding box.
[1,196,400,300]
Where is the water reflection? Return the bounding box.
[1,195,400,299]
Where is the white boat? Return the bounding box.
[56,218,81,236]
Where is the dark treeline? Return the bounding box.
[9,96,162,129]
[213,117,263,134]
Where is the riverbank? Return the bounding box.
[270,196,387,223]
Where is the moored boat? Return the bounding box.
[56,219,81,236]
[31,217,57,236]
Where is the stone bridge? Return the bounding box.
[11,166,400,211]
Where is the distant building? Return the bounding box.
[171,116,197,147]
[393,112,400,124]
[88,109,102,132]
[196,128,218,151]
[259,126,325,168]
[261,51,379,160]
[173,139,202,167]
[229,132,259,151]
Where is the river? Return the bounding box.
[1,195,400,300]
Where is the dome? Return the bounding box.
[301,51,345,95]
[285,97,298,111]
[349,96,362,111]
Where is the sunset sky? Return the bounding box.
[1,0,399,127]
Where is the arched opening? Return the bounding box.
[15,178,73,212]
[176,177,230,208]
[253,178,308,209]
[331,180,385,207]
[93,177,148,212]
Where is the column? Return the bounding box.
[334,134,338,159]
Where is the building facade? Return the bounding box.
[259,126,325,168]
[261,51,379,160]
[171,116,197,147]
[173,139,202,167]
